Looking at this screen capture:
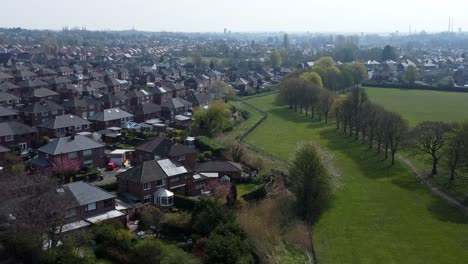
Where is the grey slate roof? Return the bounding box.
[39,114,91,129]
[135,137,172,156]
[0,145,10,153]
[161,97,192,110]
[170,143,198,156]
[38,135,104,155]
[21,100,64,114]
[135,103,161,115]
[0,106,18,117]
[116,159,187,184]
[30,88,58,98]
[196,161,243,173]
[0,121,37,137]
[65,181,115,206]
[88,108,133,122]
[0,92,20,102]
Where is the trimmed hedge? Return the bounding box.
[174,194,199,211]
[362,81,468,93]
[195,136,227,154]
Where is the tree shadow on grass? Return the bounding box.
[427,199,468,224]
[318,127,468,224]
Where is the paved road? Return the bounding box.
[91,168,129,186]
[397,153,468,213]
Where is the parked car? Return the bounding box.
[106,162,118,171]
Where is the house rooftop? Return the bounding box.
[38,135,104,155]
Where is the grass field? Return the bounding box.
[244,94,468,264]
[365,87,468,127]
[228,101,265,139]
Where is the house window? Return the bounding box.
[7,100,13,104]
[75,125,82,131]
[104,199,113,207]
[184,175,190,180]
[85,202,96,212]
[42,111,48,117]
[143,195,151,204]
[4,135,13,142]
[169,176,179,183]
[143,183,150,190]
[65,208,77,218]
[156,179,166,186]
[196,182,204,190]
[83,160,92,166]
[68,152,78,159]
[83,149,92,156]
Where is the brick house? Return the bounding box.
[160,98,192,122]
[116,159,192,205]
[62,97,102,120]
[134,137,198,169]
[149,86,172,104]
[59,181,126,233]
[37,135,106,168]
[20,100,66,126]
[0,121,38,150]
[38,114,91,138]
[134,103,161,123]
[0,106,19,123]
[88,108,134,131]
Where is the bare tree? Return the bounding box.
[409,121,452,175]
[318,90,335,123]
[0,173,72,255]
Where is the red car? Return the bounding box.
[106,162,118,171]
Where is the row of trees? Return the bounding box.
[333,88,408,165]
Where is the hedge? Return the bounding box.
[362,81,468,93]
[195,136,227,154]
[174,194,199,211]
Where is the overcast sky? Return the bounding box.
[1,0,466,33]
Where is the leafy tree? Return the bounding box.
[289,142,334,222]
[343,63,367,88]
[207,81,236,100]
[269,49,282,68]
[318,90,335,123]
[409,121,453,175]
[382,45,397,61]
[205,223,253,264]
[299,71,323,88]
[192,199,235,236]
[139,206,164,231]
[193,100,233,135]
[404,65,419,85]
[314,56,335,68]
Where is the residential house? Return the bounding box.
[21,100,66,126]
[134,103,161,123]
[160,97,192,122]
[195,161,243,181]
[134,137,198,170]
[149,86,172,104]
[39,114,91,138]
[0,106,19,122]
[62,97,101,120]
[58,181,125,233]
[88,108,134,130]
[186,92,211,108]
[37,135,106,168]
[116,159,192,205]
[0,121,38,150]
[0,92,21,110]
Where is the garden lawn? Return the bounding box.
[244,94,468,264]
[365,87,468,127]
[236,183,260,197]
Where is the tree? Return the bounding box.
[314,56,335,68]
[382,45,397,61]
[205,223,253,264]
[404,65,419,85]
[283,33,290,49]
[444,122,468,181]
[0,173,72,260]
[193,100,233,135]
[192,52,203,68]
[289,142,335,222]
[192,199,235,236]
[139,206,164,231]
[318,90,335,123]
[388,113,409,165]
[207,81,235,100]
[299,71,323,88]
[343,63,367,88]
[269,49,282,68]
[51,156,81,182]
[409,121,452,175]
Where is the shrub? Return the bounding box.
[195,136,227,154]
[139,206,163,231]
[192,199,235,236]
[160,212,192,237]
[174,194,199,211]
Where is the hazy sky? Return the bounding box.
[1,0,467,33]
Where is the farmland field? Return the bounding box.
[243,93,468,264]
[365,87,468,127]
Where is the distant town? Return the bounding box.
[2,27,468,263]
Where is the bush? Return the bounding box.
[160,212,192,237]
[174,194,199,211]
[192,199,235,236]
[205,223,254,264]
[139,206,163,231]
